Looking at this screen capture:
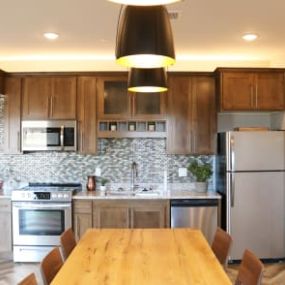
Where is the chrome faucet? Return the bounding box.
[131,161,138,192]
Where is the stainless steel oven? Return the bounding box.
[21,120,77,152]
[12,183,81,262]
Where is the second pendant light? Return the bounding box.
[128,68,167,92]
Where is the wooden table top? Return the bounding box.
[51,228,232,285]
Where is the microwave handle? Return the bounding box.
[60,125,64,151]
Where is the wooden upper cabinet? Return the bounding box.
[220,72,254,111]
[22,76,76,119]
[3,77,22,154]
[167,75,216,155]
[97,76,131,119]
[51,77,76,119]
[218,69,285,111]
[192,77,216,154]
[167,76,192,154]
[256,72,285,110]
[97,75,166,120]
[22,77,51,119]
[77,77,97,154]
[0,70,5,93]
[132,92,166,119]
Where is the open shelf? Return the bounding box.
[98,120,167,138]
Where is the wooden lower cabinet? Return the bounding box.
[131,201,169,228]
[73,199,170,239]
[0,199,12,253]
[73,200,93,241]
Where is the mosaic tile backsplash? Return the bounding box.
[0,98,215,191]
[0,139,215,189]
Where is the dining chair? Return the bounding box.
[211,227,233,266]
[235,249,264,285]
[18,273,37,285]
[60,228,77,260]
[40,247,64,285]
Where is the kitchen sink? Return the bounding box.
[106,189,160,197]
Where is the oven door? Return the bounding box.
[12,202,71,246]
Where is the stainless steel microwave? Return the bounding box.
[21,120,77,152]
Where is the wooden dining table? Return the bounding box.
[51,228,232,285]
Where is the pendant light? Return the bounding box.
[108,0,182,5]
[116,5,175,68]
[128,68,167,92]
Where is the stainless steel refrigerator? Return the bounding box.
[216,131,285,261]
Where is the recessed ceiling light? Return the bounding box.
[107,0,182,5]
[242,33,258,42]
[43,32,59,40]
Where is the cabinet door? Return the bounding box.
[0,199,12,253]
[132,92,166,119]
[256,72,285,110]
[0,70,4,93]
[73,200,93,241]
[93,201,130,228]
[97,77,131,119]
[220,72,254,111]
[192,77,216,154]
[77,77,97,154]
[167,76,193,154]
[73,213,93,241]
[51,77,77,119]
[131,201,169,228]
[3,77,22,154]
[22,77,51,119]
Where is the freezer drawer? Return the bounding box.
[170,199,219,244]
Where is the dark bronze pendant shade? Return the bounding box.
[116,5,175,68]
[128,68,167,92]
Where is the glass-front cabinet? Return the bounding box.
[97,76,166,120]
[97,76,131,119]
[132,92,166,119]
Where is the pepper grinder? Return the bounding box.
[86,175,96,191]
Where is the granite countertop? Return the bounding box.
[73,190,221,200]
[0,190,12,199]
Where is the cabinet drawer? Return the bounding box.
[73,200,92,214]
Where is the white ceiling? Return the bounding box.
[1,0,285,72]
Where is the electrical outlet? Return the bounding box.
[95,167,101,176]
[178,168,187,177]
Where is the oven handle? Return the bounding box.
[13,203,71,209]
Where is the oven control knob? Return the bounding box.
[51,193,57,199]
[58,193,63,199]
[63,194,69,199]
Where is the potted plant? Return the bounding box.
[187,159,212,192]
[100,178,109,191]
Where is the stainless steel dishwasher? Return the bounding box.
[170,199,219,244]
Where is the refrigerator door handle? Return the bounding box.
[230,173,235,207]
[226,132,234,171]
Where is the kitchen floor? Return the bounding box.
[0,260,43,285]
[0,259,284,285]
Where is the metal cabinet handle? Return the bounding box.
[17,131,20,152]
[60,125,64,151]
[50,96,54,117]
[255,84,258,108]
[250,84,254,108]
